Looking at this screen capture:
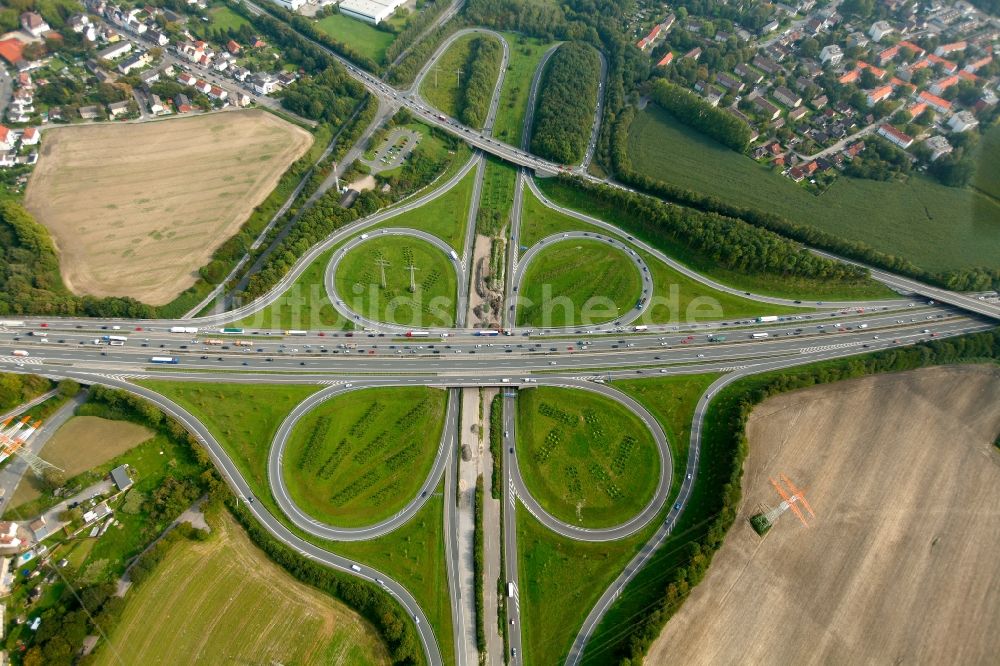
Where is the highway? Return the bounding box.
[502,391,523,663]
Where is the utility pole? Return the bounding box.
[455,68,463,87]
[375,258,390,289]
[433,66,441,88]
[405,261,420,293]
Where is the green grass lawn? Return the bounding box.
[517,239,643,328]
[515,386,659,527]
[518,185,805,322]
[94,513,389,666]
[137,380,453,666]
[535,178,897,301]
[492,33,558,146]
[237,248,349,331]
[334,235,458,328]
[314,13,396,64]
[628,105,1000,273]
[284,387,446,527]
[374,163,476,252]
[420,33,478,118]
[207,4,250,32]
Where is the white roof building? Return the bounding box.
[339,0,407,25]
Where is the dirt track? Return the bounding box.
[24,111,311,305]
[647,365,1000,665]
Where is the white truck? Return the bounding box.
[756,316,779,323]
[169,326,198,334]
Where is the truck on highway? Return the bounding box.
[0,321,24,328]
[28,331,47,337]
[449,249,459,261]
[170,326,198,334]
[751,332,770,339]
[285,330,308,336]
[475,330,499,337]
[708,335,727,342]
[633,325,648,332]
[508,582,515,598]
[203,339,225,345]
[150,356,179,364]
[406,331,429,337]
[756,316,779,323]
[12,350,29,357]
[221,327,244,334]
[234,340,252,347]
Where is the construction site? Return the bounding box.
[647,365,1000,665]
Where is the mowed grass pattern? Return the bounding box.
[335,235,458,327]
[628,105,1000,273]
[516,387,660,527]
[94,514,388,666]
[517,239,642,328]
[284,387,446,527]
[374,162,476,252]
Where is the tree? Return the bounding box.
[57,379,80,398]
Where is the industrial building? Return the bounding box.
[338,0,407,24]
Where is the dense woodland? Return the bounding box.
[530,41,601,163]
[648,80,752,152]
[459,36,503,129]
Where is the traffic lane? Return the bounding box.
[502,393,524,662]
[267,384,457,541]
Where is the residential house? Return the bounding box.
[178,40,212,65]
[918,90,952,113]
[208,85,227,101]
[844,141,865,158]
[234,91,252,107]
[735,63,763,83]
[773,86,802,108]
[788,106,808,122]
[117,51,151,74]
[78,105,100,119]
[760,18,780,35]
[926,54,958,73]
[250,73,278,95]
[139,68,160,85]
[0,126,13,151]
[175,93,193,113]
[819,44,843,65]
[810,94,828,109]
[149,94,166,114]
[753,96,781,121]
[878,44,900,65]
[866,85,893,106]
[934,41,966,57]
[752,54,782,75]
[107,100,130,118]
[847,32,869,49]
[857,61,887,79]
[147,29,169,46]
[226,39,241,55]
[930,75,960,95]
[177,72,197,87]
[908,101,927,118]
[924,135,952,160]
[20,12,50,38]
[683,47,702,61]
[869,20,894,42]
[98,41,132,61]
[964,55,993,72]
[839,69,860,84]
[876,123,914,148]
[194,79,212,94]
[20,127,38,146]
[947,111,978,132]
[716,72,744,92]
[703,87,723,107]
[898,41,926,59]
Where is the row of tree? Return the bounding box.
[608,328,1000,665]
[459,36,503,128]
[0,372,51,412]
[530,41,602,164]
[384,0,453,66]
[648,80,752,152]
[550,174,870,283]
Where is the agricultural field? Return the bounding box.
[517,239,643,328]
[648,365,1000,664]
[24,111,312,305]
[628,105,1000,273]
[314,13,396,64]
[492,34,558,146]
[334,235,458,327]
[373,162,476,252]
[515,386,659,527]
[11,416,153,506]
[94,513,388,666]
[284,387,446,527]
[519,184,603,248]
[419,34,479,118]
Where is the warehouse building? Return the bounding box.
[338,0,406,24]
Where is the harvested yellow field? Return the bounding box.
[95,512,389,666]
[11,416,153,506]
[648,365,1000,665]
[24,110,312,305]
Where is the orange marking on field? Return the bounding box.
[770,477,809,527]
[781,474,815,517]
